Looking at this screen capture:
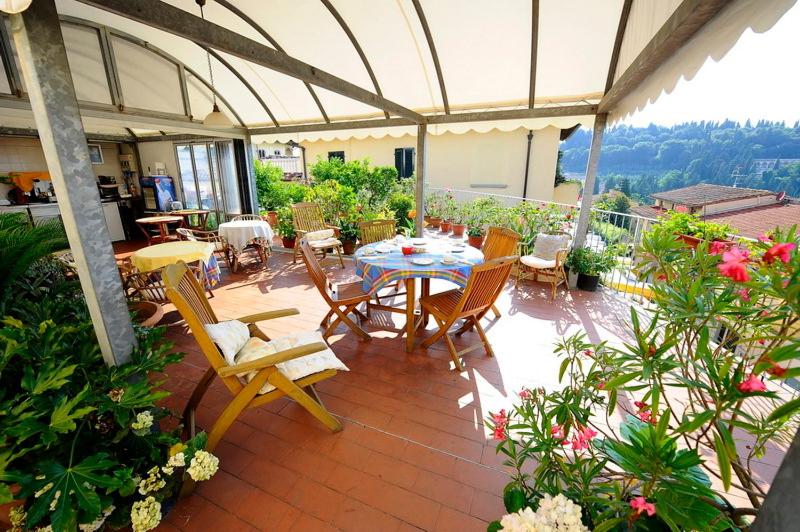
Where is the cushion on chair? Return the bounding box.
[520,255,557,269]
[233,331,349,394]
[204,320,250,365]
[531,233,569,261]
[305,229,335,241]
[308,237,342,249]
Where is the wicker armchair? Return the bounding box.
[292,202,344,268]
[177,227,232,270]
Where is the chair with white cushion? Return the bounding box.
[163,261,346,457]
[292,202,344,268]
[516,232,571,300]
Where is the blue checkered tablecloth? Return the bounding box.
[354,239,484,295]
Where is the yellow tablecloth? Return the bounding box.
[130,241,214,272]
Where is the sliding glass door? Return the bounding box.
[175,141,242,227]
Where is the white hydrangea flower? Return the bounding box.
[79,505,115,532]
[166,452,185,468]
[9,506,26,530]
[499,494,588,532]
[130,496,161,532]
[138,466,166,495]
[186,450,219,482]
[131,411,154,436]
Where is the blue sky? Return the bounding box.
[624,3,800,126]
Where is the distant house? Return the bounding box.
[750,158,800,177]
[630,183,800,239]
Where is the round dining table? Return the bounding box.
[218,219,274,255]
[130,240,220,287]
[135,215,184,245]
[354,238,484,352]
[171,209,210,230]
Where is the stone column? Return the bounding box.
[10,0,135,365]
[414,123,428,237]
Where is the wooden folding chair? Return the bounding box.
[358,219,396,244]
[292,202,345,268]
[481,226,520,318]
[162,261,343,458]
[299,239,372,341]
[419,256,516,371]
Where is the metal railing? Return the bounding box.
[428,187,657,300]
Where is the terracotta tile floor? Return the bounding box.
[129,243,791,531]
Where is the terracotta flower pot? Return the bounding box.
[467,234,484,249]
[440,221,452,233]
[0,484,23,528]
[282,236,296,249]
[265,211,279,228]
[427,216,441,228]
[333,227,341,238]
[342,240,356,255]
[676,234,734,251]
[451,224,466,237]
[128,301,164,328]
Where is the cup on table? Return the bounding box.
[401,245,413,256]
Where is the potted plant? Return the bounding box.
[339,217,360,255]
[566,246,617,291]
[464,197,502,248]
[276,206,296,249]
[424,191,443,228]
[467,225,485,249]
[654,211,734,249]
[439,192,457,233]
[450,202,468,238]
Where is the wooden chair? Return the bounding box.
[419,256,516,371]
[358,219,396,244]
[299,239,372,341]
[292,202,344,268]
[516,231,571,300]
[162,261,343,457]
[177,227,233,270]
[481,226,520,318]
[231,214,263,222]
[226,216,271,270]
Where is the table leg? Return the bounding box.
[158,222,168,243]
[421,278,430,327]
[405,278,416,353]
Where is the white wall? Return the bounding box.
[300,126,563,202]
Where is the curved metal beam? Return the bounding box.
[605,0,633,94]
[319,0,390,119]
[410,0,450,114]
[527,0,539,109]
[59,15,247,127]
[212,0,330,123]
[204,47,280,127]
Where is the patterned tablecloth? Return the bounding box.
[130,241,220,286]
[354,238,484,295]
[218,220,274,254]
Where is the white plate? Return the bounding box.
[410,257,434,266]
[441,256,458,265]
[450,247,464,253]
[411,238,427,245]
[375,244,394,253]
[361,248,376,255]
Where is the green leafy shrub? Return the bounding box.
[276,206,295,238]
[304,180,357,226]
[463,197,503,236]
[254,160,307,211]
[653,211,734,241]
[388,192,414,233]
[309,157,397,209]
[565,246,618,276]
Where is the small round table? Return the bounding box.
[219,220,274,272]
[130,241,220,286]
[136,215,184,245]
[354,238,484,352]
[171,209,210,230]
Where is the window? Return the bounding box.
[257,148,267,159]
[175,141,241,228]
[395,147,415,178]
[328,151,345,162]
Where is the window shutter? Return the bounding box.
[404,148,415,178]
[394,148,403,176]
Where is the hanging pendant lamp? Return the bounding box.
[196,0,233,128]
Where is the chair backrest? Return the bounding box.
[163,262,243,394]
[459,256,517,314]
[232,214,262,222]
[359,219,396,245]
[176,227,197,241]
[299,239,334,304]
[292,202,327,233]
[126,269,169,303]
[483,226,521,260]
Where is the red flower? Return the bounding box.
[709,241,728,255]
[758,338,766,346]
[763,242,796,265]
[718,247,750,282]
[737,374,766,393]
[597,381,606,390]
[579,425,597,441]
[491,409,508,426]
[570,435,589,451]
[551,424,565,440]
[492,425,507,441]
[583,349,594,358]
[760,310,770,318]
[518,389,532,400]
[638,411,654,423]
[738,288,751,302]
[767,364,787,377]
[630,496,656,517]
[633,401,648,410]
[758,233,773,243]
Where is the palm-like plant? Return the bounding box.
[0,213,69,301]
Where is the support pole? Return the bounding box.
[10,0,135,366]
[414,123,428,237]
[572,113,607,250]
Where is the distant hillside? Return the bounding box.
[560,120,800,201]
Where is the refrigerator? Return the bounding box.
[139,176,176,212]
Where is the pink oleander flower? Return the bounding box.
[763,242,796,265]
[718,247,750,282]
[758,233,773,243]
[709,241,728,255]
[767,364,788,377]
[633,401,648,410]
[518,389,532,400]
[578,425,597,441]
[738,288,751,302]
[638,411,654,424]
[583,349,594,358]
[550,424,565,440]
[630,496,656,517]
[492,425,507,441]
[570,435,589,451]
[758,338,766,346]
[760,310,770,318]
[597,381,606,390]
[737,374,767,393]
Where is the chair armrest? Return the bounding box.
[216,342,328,377]
[326,224,340,231]
[237,308,300,323]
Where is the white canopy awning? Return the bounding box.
[0,0,794,139]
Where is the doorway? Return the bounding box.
[175,141,242,228]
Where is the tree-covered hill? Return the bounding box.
[560,120,800,201]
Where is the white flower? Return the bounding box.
[138,466,166,495]
[130,496,161,532]
[161,466,174,475]
[131,411,154,436]
[9,506,25,529]
[499,494,587,532]
[186,450,219,482]
[79,505,115,532]
[166,452,185,468]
